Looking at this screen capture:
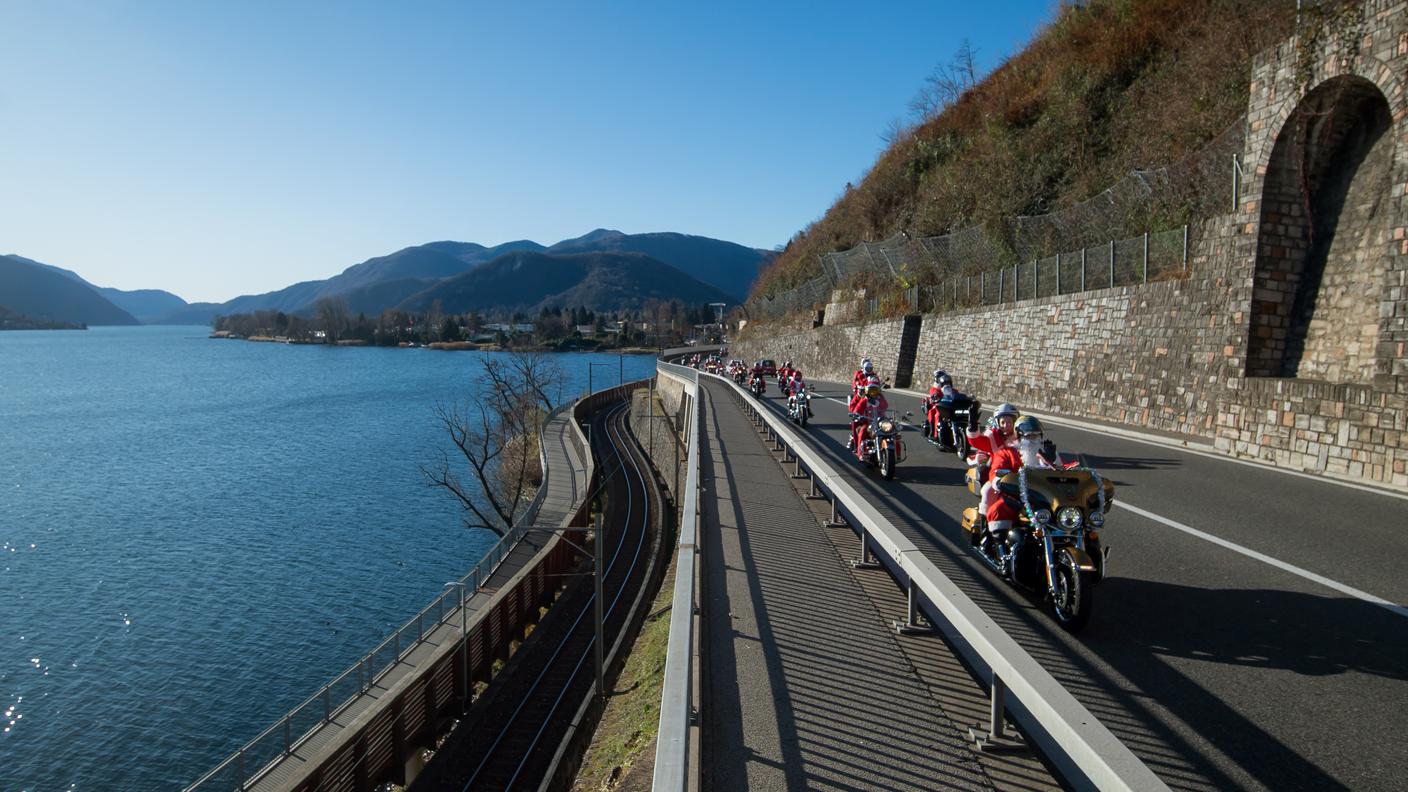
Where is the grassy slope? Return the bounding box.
[753,0,1296,297]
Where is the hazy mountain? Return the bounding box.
[547,229,774,301]
[6,254,190,323]
[0,255,139,325]
[397,250,733,314]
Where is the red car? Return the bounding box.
[756,359,777,377]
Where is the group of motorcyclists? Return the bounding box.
[687,349,1110,631]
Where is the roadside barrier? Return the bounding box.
[187,401,589,792]
[655,363,1170,792]
[651,361,703,792]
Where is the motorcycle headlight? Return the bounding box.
[878,419,895,434]
[1057,507,1083,530]
[1033,508,1052,525]
[1087,510,1104,528]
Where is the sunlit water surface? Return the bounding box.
[0,326,655,790]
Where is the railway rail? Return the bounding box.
[413,397,661,791]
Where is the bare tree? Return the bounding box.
[424,350,563,537]
[908,39,980,123]
[314,296,350,343]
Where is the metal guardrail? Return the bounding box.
[680,371,1170,792]
[186,402,573,792]
[651,361,702,792]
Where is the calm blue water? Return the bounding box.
[0,326,655,791]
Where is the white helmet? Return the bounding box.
[861,359,874,373]
[993,402,1019,419]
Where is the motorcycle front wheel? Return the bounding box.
[1049,547,1094,633]
[799,406,808,428]
[880,444,895,480]
[954,428,970,462]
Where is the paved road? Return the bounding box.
[733,373,1407,792]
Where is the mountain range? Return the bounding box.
[0,230,772,326]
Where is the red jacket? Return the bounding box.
[985,446,1024,522]
[849,393,889,419]
[852,369,872,392]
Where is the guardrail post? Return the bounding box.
[969,675,1025,752]
[826,498,845,528]
[894,578,934,635]
[808,474,822,499]
[793,456,805,479]
[851,530,880,570]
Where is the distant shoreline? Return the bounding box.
[207,331,657,354]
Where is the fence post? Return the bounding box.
[1183,224,1190,271]
[1056,253,1061,296]
[1034,258,1040,298]
[1232,152,1241,212]
[1081,248,1086,291]
[1142,231,1149,284]
[1013,265,1018,301]
[983,271,988,303]
[1108,240,1115,286]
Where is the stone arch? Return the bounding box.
[1245,75,1397,383]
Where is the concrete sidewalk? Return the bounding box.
[696,377,1000,791]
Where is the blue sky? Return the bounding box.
[0,1,1054,303]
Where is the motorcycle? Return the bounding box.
[750,375,766,398]
[786,384,811,427]
[959,459,1114,633]
[925,394,977,461]
[733,367,747,385]
[851,409,909,480]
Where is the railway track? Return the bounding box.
[413,397,659,791]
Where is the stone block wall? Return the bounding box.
[733,3,1408,490]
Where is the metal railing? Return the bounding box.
[689,371,1170,791]
[652,361,702,791]
[186,403,572,792]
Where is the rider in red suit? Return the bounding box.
[980,414,1055,533]
[966,402,1019,474]
[749,361,766,393]
[848,377,889,456]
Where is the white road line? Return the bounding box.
[1116,500,1408,620]
[885,385,1408,503]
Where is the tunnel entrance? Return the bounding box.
[1246,76,1394,383]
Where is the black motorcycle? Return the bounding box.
[925,395,977,461]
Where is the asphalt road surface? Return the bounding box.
[731,372,1407,792]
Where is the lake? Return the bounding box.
[0,326,657,790]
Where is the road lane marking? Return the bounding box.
[1116,501,1408,620]
[883,385,1408,504]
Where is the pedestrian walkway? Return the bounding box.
[696,378,995,791]
[538,404,590,528]
[228,406,591,792]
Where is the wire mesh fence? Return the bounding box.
[746,114,1245,322]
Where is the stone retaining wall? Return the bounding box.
[738,4,1408,490]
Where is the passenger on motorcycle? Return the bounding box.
[847,377,889,454]
[777,359,794,383]
[979,415,1055,538]
[851,357,875,395]
[966,401,1019,473]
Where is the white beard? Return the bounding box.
[1019,439,1043,467]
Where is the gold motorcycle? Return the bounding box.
[961,462,1114,633]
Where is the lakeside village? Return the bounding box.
[209,299,727,352]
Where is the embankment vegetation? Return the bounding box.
[753,0,1299,298]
